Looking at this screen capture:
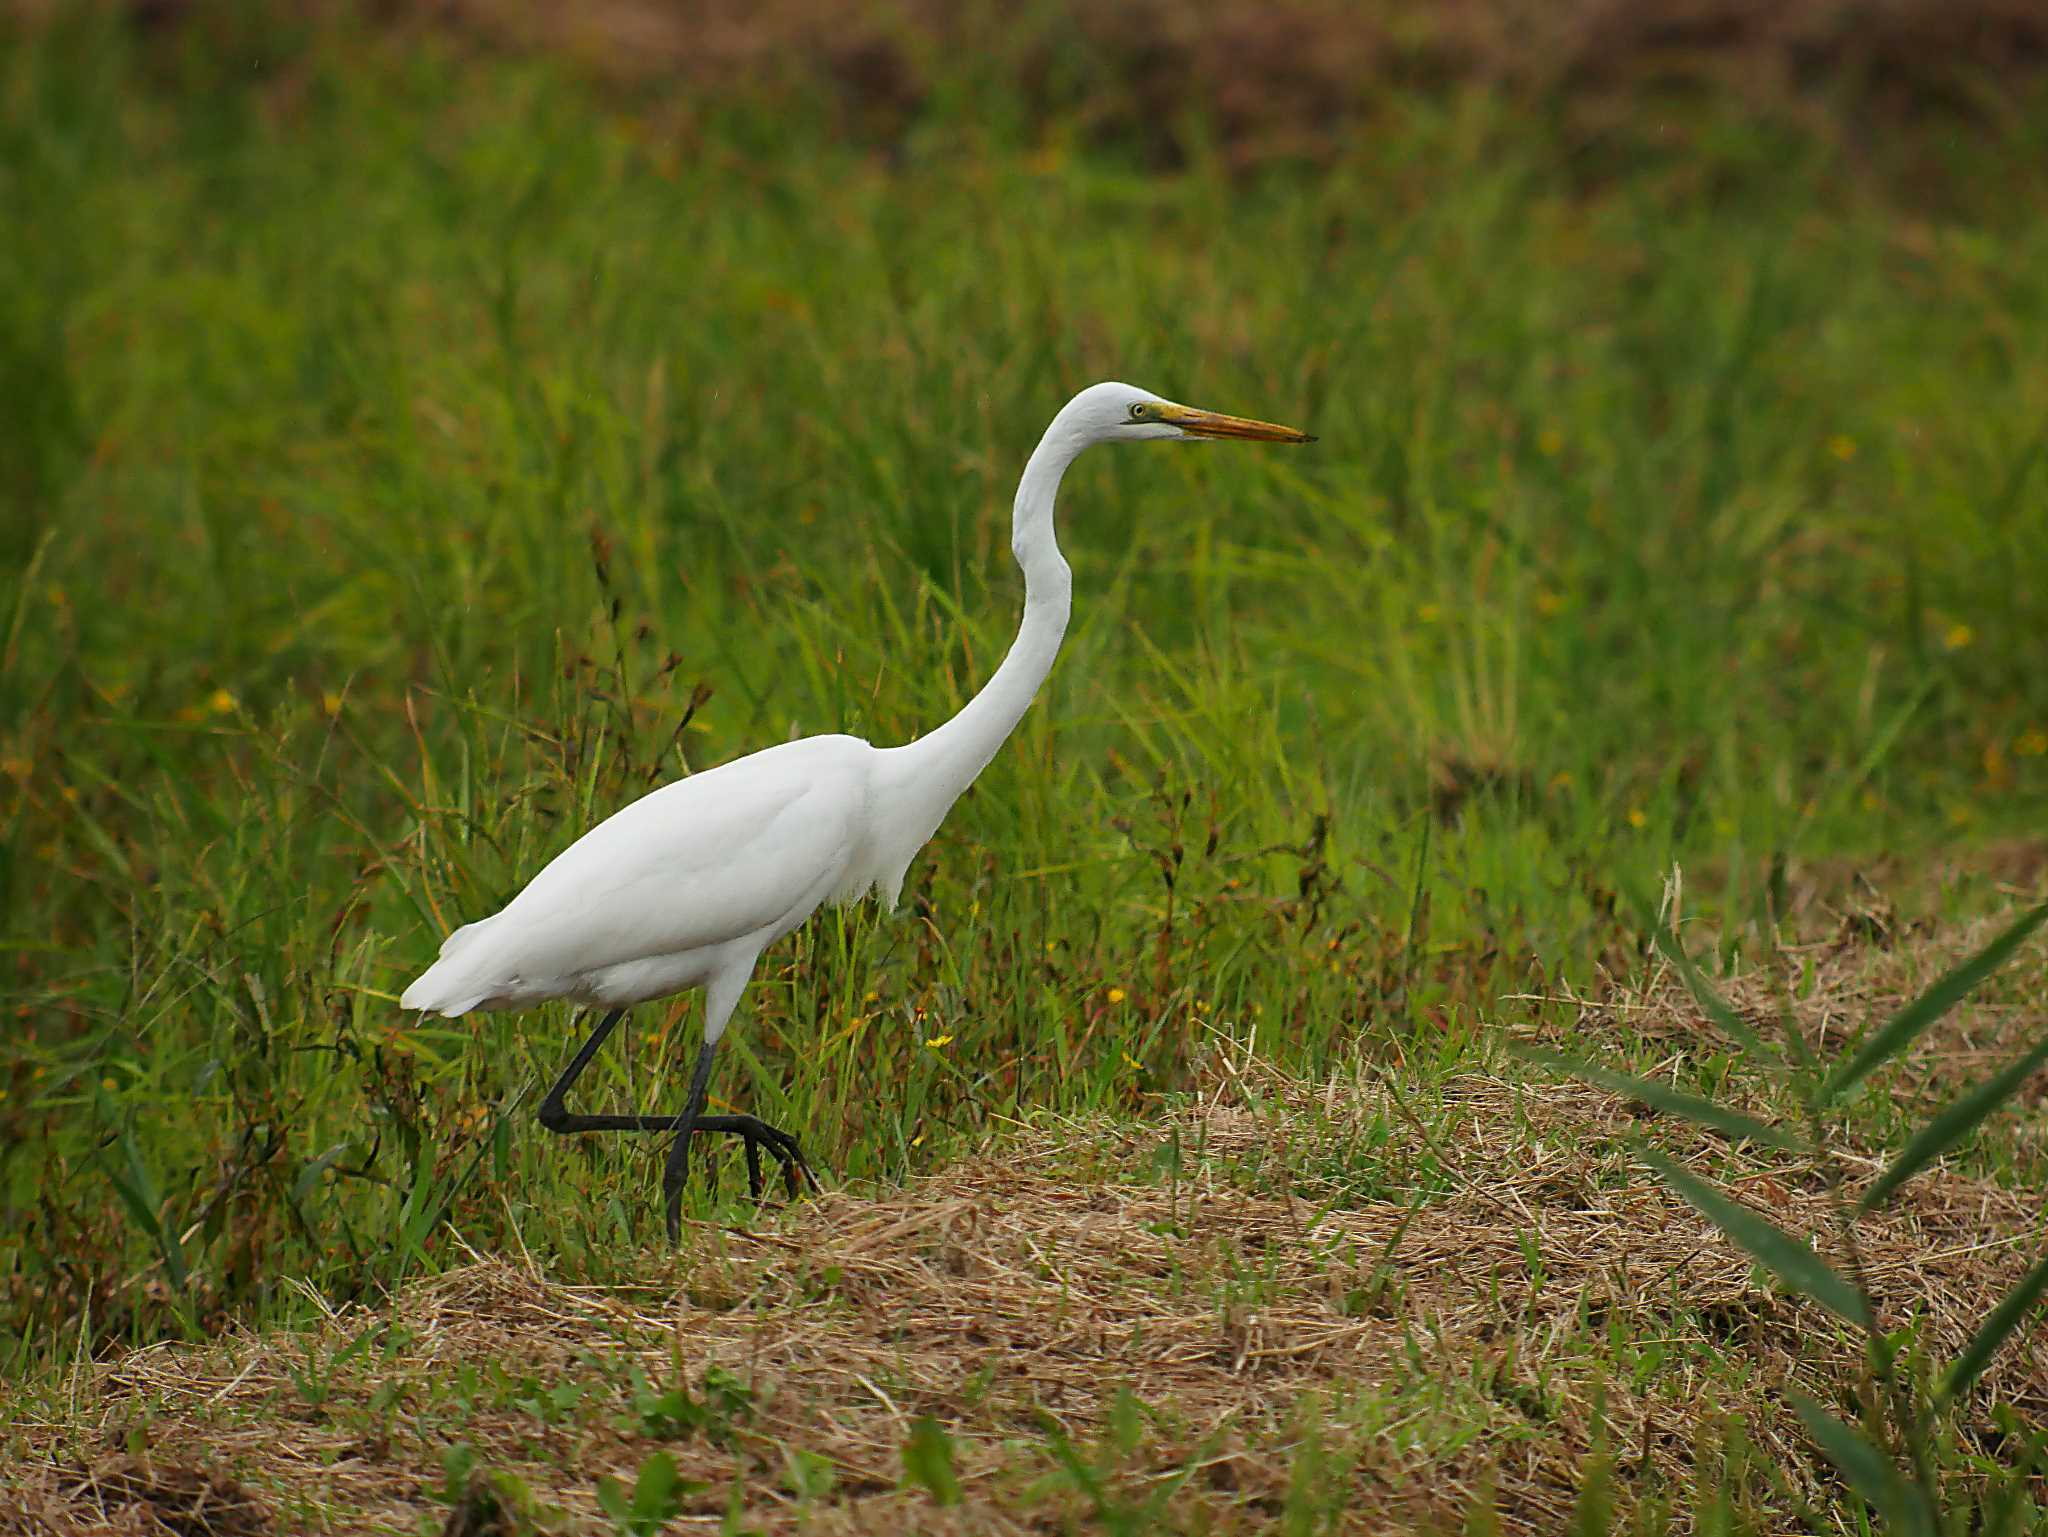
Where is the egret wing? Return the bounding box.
[469,740,868,985]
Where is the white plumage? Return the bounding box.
[403,736,878,1025]
[398,381,1313,1235]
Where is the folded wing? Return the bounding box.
[402,736,872,1012]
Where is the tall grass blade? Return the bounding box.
[103,1128,188,1294]
[1648,927,1774,1067]
[1639,1149,1868,1326]
[1937,1246,2048,1407]
[1821,903,2048,1107]
[1860,1031,2048,1212]
[1522,1051,1803,1151]
[1785,1391,1930,1537]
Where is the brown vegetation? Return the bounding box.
[10,918,2046,1533]
[48,0,2048,165]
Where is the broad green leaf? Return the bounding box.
[1786,1392,1930,1536]
[103,1166,167,1267]
[1640,1149,1869,1326]
[1861,1031,2048,1211]
[1649,927,1774,1066]
[1522,1051,1803,1151]
[1939,1245,2048,1406]
[109,1128,187,1293]
[1823,903,2048,1107]
[631,1451,681,1522]
[902,1416,962,1506]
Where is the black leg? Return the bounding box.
[537,1008,690,1134]
[660,1041,818,1240]
[659,1041,718,1239]
[535,1009,817,1240]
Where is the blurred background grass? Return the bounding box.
[3,0,2047,1366]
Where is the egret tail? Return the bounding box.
[399,918,499,1015]
[397,965,488,1017]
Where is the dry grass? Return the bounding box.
[9,919,2047,1535]
[1553,880,2048,1107]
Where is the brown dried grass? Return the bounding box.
[8,934,2047,1537]
[1551,880,2048,1105]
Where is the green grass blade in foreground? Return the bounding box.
[1648,925,1776,1069]
[1822,903,2048,1108]
[1638,1148,1869,1326]
[1939,1245,2048,1407]
[902,1417,963,1506]
[1786,1391,1932,1537]
[1521,1050,1804,1150]
[1860,1030,2048,1212]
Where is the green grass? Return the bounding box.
[4,0,2047,1433]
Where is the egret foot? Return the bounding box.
[538,1011,820,1243]
[660,1111,818,1240]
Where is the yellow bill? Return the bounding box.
[1156,402,1316,443]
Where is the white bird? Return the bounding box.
[401,382,1313,1237]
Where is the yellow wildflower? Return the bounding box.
[1106,987,1126,1005]
[1944,624,1974,651]
[208,688,238,714]
[922,1034,954,1049]
[1626,808,1647,829]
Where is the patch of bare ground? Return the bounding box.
[9,913,2046,1534]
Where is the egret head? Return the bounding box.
[1064,380,1315,447]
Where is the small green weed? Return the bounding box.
[1533,901,2048,1531]
[622,1358,754,1447]
[596,1450,699,1537]
[901,1415,963,1506]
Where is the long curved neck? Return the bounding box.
[887,417,1081,808]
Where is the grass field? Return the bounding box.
[5,8,2048,1532]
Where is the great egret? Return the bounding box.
[401,381,1313,1238]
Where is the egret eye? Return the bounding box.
[1129,402,1148,420]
